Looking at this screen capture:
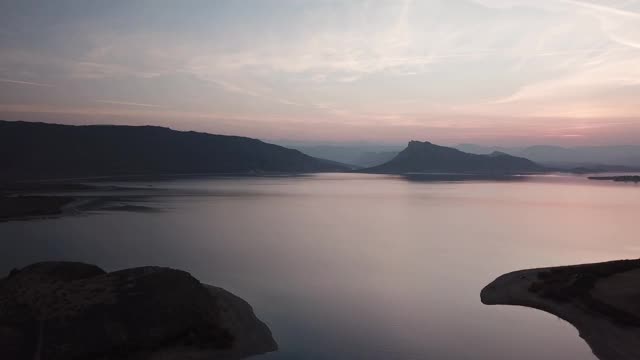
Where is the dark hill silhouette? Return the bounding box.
[365,141,543,174]
[0,120,347,180]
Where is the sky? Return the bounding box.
[0,0,639,146]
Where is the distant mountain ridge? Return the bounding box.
[352,151,399,168]
[279,143,403,168]
[0,120,347,180]
[365,141,543,174]
[456,143,640,168]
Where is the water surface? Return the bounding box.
[2,174,639,359]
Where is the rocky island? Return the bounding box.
[481,259,640,360]
[0,262,277,359]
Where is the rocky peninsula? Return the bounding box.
[0,262,277,359]
[481,259,640,360]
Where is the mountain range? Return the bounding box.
[0,121,347,180]
[6,120,636,181]
[456,144,640,168]
[282,142,640,169]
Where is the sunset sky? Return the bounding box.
[1,0,639,145]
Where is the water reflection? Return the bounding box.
[2,174,637,359]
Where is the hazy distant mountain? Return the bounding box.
[456,143,640,168]
[366,141,543,174]
[276,143,403,167]
[0,121,348,180]
[296,141,640,170]
[455,144,511,155]
[351,151,399,168]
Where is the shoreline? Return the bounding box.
[588,175,640,183]
[0,182,162,222]
[481,260,640,360]
[0,195,76,222]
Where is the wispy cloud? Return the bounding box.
[0,78,53,87]
[72,62,163,79]
[562,0,640,18]
[561,0,640,49]
[96,100,163,108]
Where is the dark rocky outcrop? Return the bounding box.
[0,262,277,359]
[364,141,543,174]
[0,120,347,180]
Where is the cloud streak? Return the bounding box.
[0,78,53,87]
[96,100,164,108]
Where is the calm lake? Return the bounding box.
[2,173,639,359]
